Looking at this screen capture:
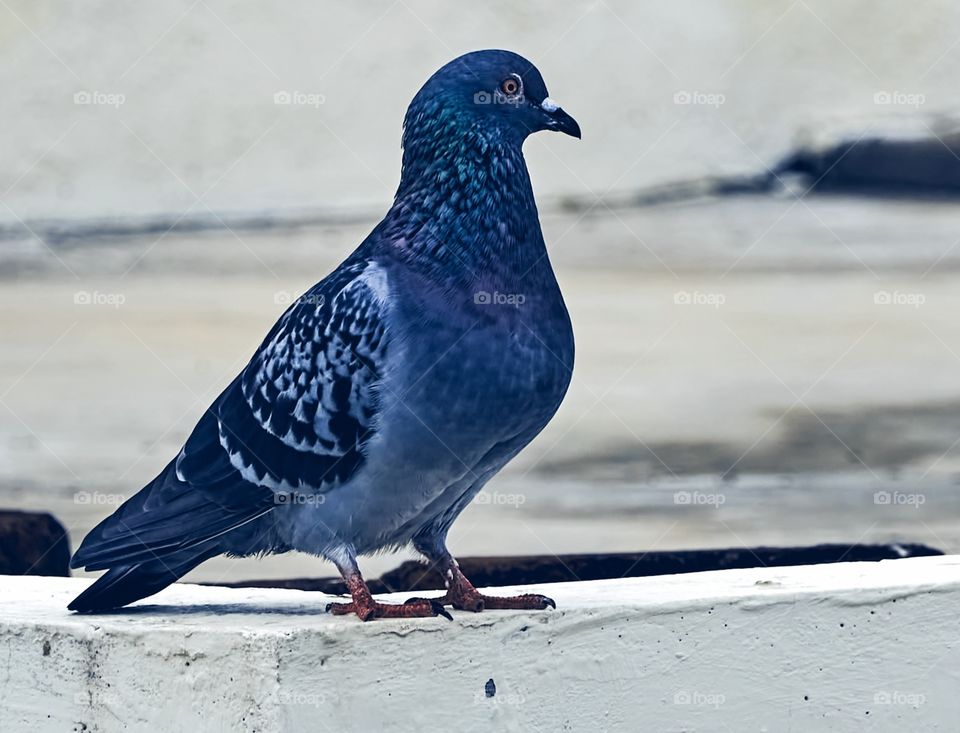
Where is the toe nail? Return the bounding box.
[432,601,453,621]
[544,597,556,609]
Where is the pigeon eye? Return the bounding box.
[500,76,521,97]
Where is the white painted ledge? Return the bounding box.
[2,556,959,732]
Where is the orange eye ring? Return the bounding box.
[500,76,521,97]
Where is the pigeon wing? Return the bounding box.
[71,259,391,569]
[180,258,389,500]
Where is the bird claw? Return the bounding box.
[477,592,556,611]
[429,599,454,621]
[326,597,452,621]
[408,590,556,612]
[404,596,456,618]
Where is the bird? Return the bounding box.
[69,49,580,620]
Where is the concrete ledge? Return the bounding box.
[2,556,959,732]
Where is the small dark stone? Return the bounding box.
[42,640,51,656]
[485,679,496,698]
[0,511,70,576]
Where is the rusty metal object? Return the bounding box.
[213,543,941,595]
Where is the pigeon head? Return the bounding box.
[392,50,577,275]
[402,49,581,154]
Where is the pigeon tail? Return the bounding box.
[70,418,277,573]
[67,544,220,612]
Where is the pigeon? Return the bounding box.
[69,49,580,620]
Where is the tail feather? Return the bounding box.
[69,456,276,612]
[72,502,271,571]
[68,546,220,612]
[70,459,273,572]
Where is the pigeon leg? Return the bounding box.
[325,553,451,621]
[410,545,556,613]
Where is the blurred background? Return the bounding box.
[3,0,960,583]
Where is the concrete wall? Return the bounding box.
[2,556,958,731]
[3,0,958,225]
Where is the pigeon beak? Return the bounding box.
[540,97,581,139]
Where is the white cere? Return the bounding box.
[541,97,560,112]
